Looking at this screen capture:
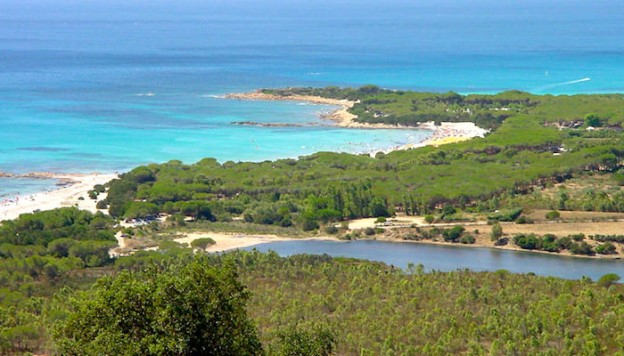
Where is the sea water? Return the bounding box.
[1,0,623,195]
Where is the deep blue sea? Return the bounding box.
[1,0,623,195]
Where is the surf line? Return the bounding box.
[534,77,591,91]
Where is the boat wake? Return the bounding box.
[534,77,591,91]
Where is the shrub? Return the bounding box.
[443,226,465,242]
[302,219,319,232]
[614,169,624,186]
[595,242,617,255]
[491,223,503,241]
[424,215,435,224]
[545,211,561,220]
[597,273,620,288]
[190,237,216,250]
[95,200,108,209]
[516,216,533,224]
[513,234,539,250]
[460,235,475,244]
[569,241,595,255]
[364,227,376,236]
[324,226,339,235]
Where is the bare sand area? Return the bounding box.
[0,173,117,221]
[502,221,624,236]
[174,232,339,253]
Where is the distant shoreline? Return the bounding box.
[112,226,623,261]
[0,173,117,221]
[225,90,489,151]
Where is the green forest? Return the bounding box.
[1,208,623,355]
[3,87,624,354]
[100,88,624,233]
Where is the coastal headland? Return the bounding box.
[225,90,489,149]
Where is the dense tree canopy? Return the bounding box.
[54,256,262,355]
[103,88,624,231]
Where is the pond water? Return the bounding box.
[246,240,624,281]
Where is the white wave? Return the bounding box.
[200,94,224,98]
[135,92,155,97]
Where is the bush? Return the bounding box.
[324,226,339,235]
[595,242,617,255]
[165,213,187,227]
[95,200,108,209]
[584,113,602,127]
[597,273,620,288]
[515,216,533,224]
[364,227,376,236]
[569,241,595,256]
[513,234,539,250]
[491,223,503,241]
[375,217,387,223]
[443,226,465,242]
[614,169,624,186]
[545,211,561,220]
[460,235,475,244]
[302,219,319,232]
[190,237,216,250]
[424,215,435,224]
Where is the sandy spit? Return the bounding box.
[225,91,489,152]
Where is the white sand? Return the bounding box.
[0,173,118,222]
[173,232,337,253]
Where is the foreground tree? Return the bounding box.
[53,256,262,355]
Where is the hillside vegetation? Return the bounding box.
[102,87,624,232]
[2,241,623,354]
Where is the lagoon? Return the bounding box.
[246,240,624,281]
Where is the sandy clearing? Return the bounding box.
[502,221,624,236]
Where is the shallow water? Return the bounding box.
[247,239,624,280]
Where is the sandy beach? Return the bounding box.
[112,232,339,256]
[225,91,489,150]
[0,173,118,222]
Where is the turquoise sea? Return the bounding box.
[1,0,623,195]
